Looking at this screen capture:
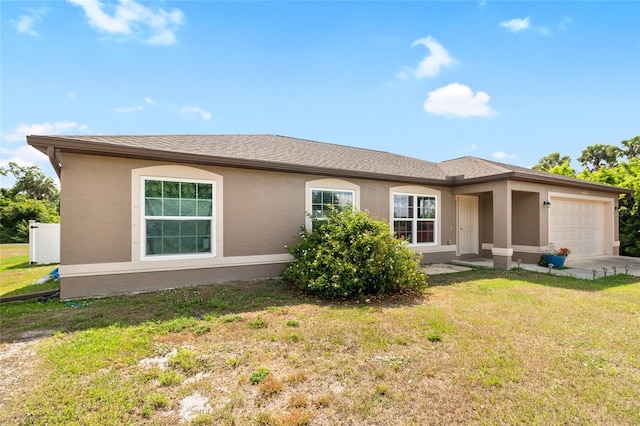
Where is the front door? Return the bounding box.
[457,195,478,255]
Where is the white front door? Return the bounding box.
[457,195,478,255]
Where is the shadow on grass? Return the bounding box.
[0,279,426,343]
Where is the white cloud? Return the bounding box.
[144,96,158,105]
[10,8,48,37]
[500,17,530,32]
[3,121,83,143]
[114,105,143,113]
[492,151,518,160]
[405,36,455,79]
[67,0,184,45]
[423,83,496,118]
[558,16,571,31]
[180,106,212,121]
[67,92,76,99]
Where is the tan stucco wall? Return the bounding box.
[60,153,455,267]
[60,153,133,264]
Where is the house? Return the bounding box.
[27,134,632,299]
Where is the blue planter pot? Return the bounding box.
[543,254,566,268]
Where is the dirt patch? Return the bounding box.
[0,340,40,410]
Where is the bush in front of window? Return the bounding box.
[282,207,428,299]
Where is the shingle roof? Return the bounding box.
[27,134,630,193]
[29,134,448,182]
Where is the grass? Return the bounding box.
[0,243,59,297]
[1,243,639,425]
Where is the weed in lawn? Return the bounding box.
[168,348,201,374]
[247,316,269,329]
[141,392,168,417]
[191,322,211,335]
[375,384,388,395]
[219,314,243,323]
[286,319,300,327]
[158,370,183,386]
[250,367,270,384]
[426,332,443,342]
[314,393,331,407]
[285,332,301,342]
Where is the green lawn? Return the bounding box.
[1,246,639,425]
[0,244,59,297]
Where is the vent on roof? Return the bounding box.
[446,174,465,181]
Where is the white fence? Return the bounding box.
[28,220,60,264]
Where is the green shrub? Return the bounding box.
[282,208,428,299]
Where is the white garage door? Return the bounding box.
[549,197,605,258]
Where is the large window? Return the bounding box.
[393,193,436,244]
[144,178,214,256]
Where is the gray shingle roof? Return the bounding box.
[30,134,448,181]
[28,134,630,193]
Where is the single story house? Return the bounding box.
[27,134,632,299]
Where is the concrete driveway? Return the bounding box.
[563,256,640,278]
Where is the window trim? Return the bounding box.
[305,179,360,231]
[132,165,223,262]
[390,185,440,246]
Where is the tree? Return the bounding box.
[577,144,622,171]
[0,163,60,243]
[0,162,59,201]
[621,136,640,159]
[533,152,572,172]
[282,207,428,299]
[0,193,60,243]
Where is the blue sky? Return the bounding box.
[2,1,639,186]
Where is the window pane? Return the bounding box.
[196,220,211,235]
[181,182,196,199]
[145,180,163,198]
[197,200,212,216]
[417,221,435,243]
[146,237,162,255]
[394,221,413,242]
[163,199,180,216]
[394,194,412,218]
[145,199,162,216]
[147,220,163,237]
[163,237,180,254]
[198,183,212,200]
[181,200,197,216]
[418,197,436,219]
[311,190,321,205]
[163,220,180,237]
[197,236,211,252]
[180,220,197,236]
[164,181,180,198]
[180,237,197,253]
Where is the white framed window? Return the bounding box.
[305,179,360,230]
[132,165,223,262]
[391,186,440,245]
[143,178,215,257]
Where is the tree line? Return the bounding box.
[0,163,60,243]
[534,136,639,257]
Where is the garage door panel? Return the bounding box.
[549,198,605,258]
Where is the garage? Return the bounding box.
[549,197,607,258]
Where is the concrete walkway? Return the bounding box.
[445,255,640,280]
